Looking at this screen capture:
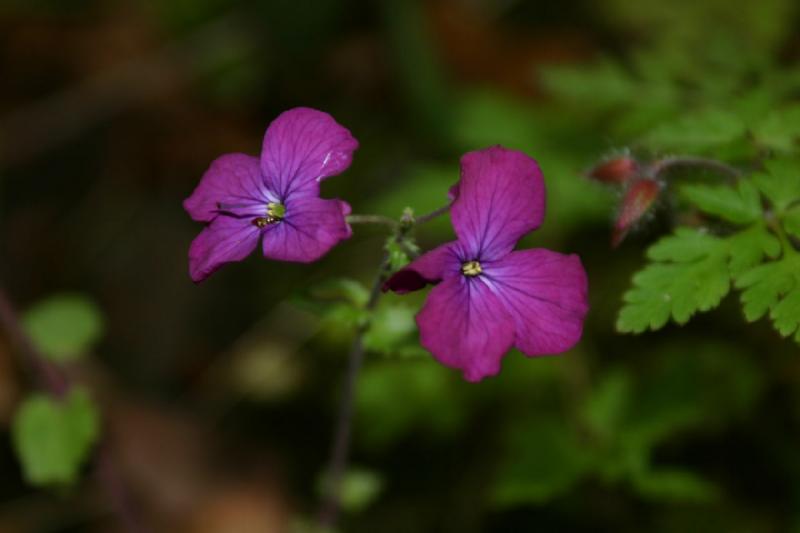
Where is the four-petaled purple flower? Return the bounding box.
[183,107,358,282]
[384,146,589,382]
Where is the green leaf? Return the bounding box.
[644,109,746,152]
[12,388,100,486]
[581,371,632,440]
[783,209,800,239]
[492,416,591,506]
[23,294,103,362]
[338,468,384,513]
[619,225,781,333]
[736,254,800,340]
[631,469,718,502]
[680,180,762,224]
[540,60,637,109]
[752,104,800,153]
[751,158,800,212]
[618,242,730,332]
[308,278,369,307]
[363,304,417,356]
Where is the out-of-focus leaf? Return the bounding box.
[644,109,745,152]
[339,468,384,513]
[355,360,465,447]
[581,371,632,440]
[309,278,370,307]
[492,416,591,506]
[752,105,800,153]
[23,294,103,362]
[12,388,100,486]
[632,469,719,502]
[363,304,417,356]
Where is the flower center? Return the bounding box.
[461,260,482,277]
[253,202,285,228]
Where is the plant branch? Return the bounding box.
[317,212,423,528]
[317,251,391,528]
[346,214,398,228]
[416,204,451,225]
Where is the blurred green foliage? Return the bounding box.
[23,294,103,363]
[12,388,99,487]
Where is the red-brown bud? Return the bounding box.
[588,156,639,185]
[612,178,661,247]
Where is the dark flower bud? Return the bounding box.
[612,178,661,247]
[587,156,639,185]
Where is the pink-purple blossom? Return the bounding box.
[384,146,589,382]
[183,107,358,282]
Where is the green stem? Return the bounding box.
[648,156,743,181]
[346,214,398,228]
[317,204,447,528]
[769,215,798,257]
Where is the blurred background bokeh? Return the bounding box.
[1,0,800,531]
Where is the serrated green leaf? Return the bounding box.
[12,388,100,486]
[618,249,730,332]
[752,158,800,212]
[752,105,800,153]
[620,224,783,333]
[783,209,800,239]
[647,228,719,262]
[644,109,746,152]
[680,180,761,224]
[23,294,103,362]
[726,225,781,276]
[735,255,800,339]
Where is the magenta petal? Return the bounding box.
[188,216,261,283]
[183,154,266,222]
[487,249,588,356]
[417,276,515,382]
[261,196,351,262]
[383,242,460,294]
[451,146,545,260]
[260,107,359,200]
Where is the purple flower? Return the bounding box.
[184,107,358,282]
[384,146,589,382]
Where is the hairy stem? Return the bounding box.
[346,214,398,228]
[0,286,148,533]
[648,156,743,180]
[317,205,446,528]
[317,252,390,528]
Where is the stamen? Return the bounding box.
[252,202,286,228]
[461,260,482,277]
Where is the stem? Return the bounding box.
[317,252,391,528]
[0,286,148,533]
[317,203,449,528]
[416,204,451,225]
[648,156,743,181]
[346,214,397,228]
[768,215,798,257]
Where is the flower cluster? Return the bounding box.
[185,109,589,381]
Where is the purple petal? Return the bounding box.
[486,249,588,356]
[260,107,358,200]
[451,146,545,260]
[417,276,515,382]
[183,154,267,222]
[188,216,261,283]
[261,196,352,262]
[383,242,461,294]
